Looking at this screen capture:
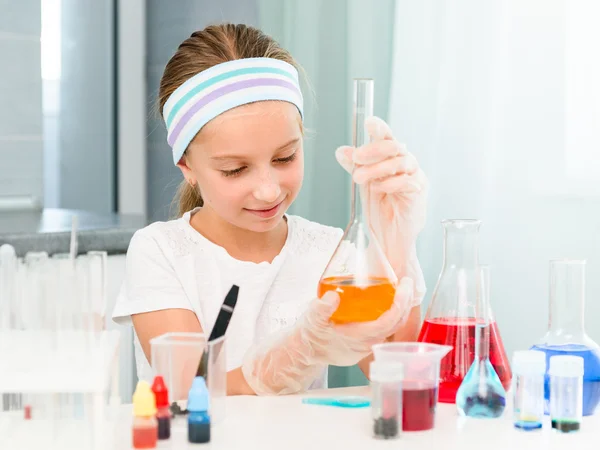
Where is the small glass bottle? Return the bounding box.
[317,78,398,324]
[456,265,507,418]
[512,350,546,430]
[132,381,158,449]
[188,376,211,444]
[370,361,403,439]
[151,375,171,440]
[549,355,584,433]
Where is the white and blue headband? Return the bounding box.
[162,57,304,164]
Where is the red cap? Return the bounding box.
[151,375,169,408]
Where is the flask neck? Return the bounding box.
[351,181,366,224]
[442,221,481,268]
[547,260,586,339]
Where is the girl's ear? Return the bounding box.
[176,155,197,186]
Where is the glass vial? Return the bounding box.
[512,350,546,430]
[549,355,583,433]
[318,78,398,324]
[370,361,403,439]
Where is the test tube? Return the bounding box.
[0,244,17,330]
[512,350,546,430]
[370,360,403,440]
[86,251,107,334]
[549,355,583,432]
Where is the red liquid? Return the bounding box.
[417,318,512,404]
[133,426,158,449]
[403,387,437,431]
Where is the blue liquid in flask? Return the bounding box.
[456,358,507,418]
[530,343,600,416]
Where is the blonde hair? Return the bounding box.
[158,23,302,217]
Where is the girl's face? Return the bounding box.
[178,101,304,233]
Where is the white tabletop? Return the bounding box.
[111,386,599,450]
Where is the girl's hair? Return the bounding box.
[158,23,300,218]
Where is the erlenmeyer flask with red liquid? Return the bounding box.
[417,219,512,403]
[317,78,398,324]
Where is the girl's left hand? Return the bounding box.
[335,116,428,304]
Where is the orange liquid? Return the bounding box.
[318,276,396,324]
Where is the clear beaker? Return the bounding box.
[417,220,512,403]
[372,342,452,431]
[456,266,507,418]
[317,78,398,324]
[530,259,600,416]
[150,332,226,423]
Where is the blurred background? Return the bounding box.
[1,0,599,396]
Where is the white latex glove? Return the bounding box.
[241,277,414,395]
[335,116,428,305]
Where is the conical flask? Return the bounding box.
[529,259,600,416]
[456,265,507,418]
[317,79,398,324]
[417,219,512,403]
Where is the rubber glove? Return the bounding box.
[335,116,428,306]
[241,277,414,396]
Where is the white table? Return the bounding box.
[111,386,599,449]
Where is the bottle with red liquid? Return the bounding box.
[151,375,171,440]
[417,219,512,403]
[132,380,158,449]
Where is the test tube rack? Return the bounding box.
[0,246,121,450]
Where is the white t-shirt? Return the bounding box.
[111,208,344,388]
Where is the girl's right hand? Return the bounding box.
[240,277,415,395]
[309,276,415,366]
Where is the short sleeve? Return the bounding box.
[111,229,194,325]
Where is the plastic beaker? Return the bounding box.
[372,342,452,431]
[417,220,512,403]
[317,78,398,324]
[150,332,226,423]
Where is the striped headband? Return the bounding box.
[162,57,304,164]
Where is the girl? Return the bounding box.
[112,23,428,396]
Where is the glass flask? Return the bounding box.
[529,259,600,416]
[417,219,512,403]
[317,78,398,324]
[456,265,507,418]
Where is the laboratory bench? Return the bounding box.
[0,208,145,257]
[110,386,599,450]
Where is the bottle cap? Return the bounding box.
[369,361,403,383]
[512,350,546,375]
[187,376,210,412]
[133,380,157,417]
[549,355,584,378]
[151,375,169,408]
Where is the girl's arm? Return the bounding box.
[357,304,421,379]
[132,308,256,396]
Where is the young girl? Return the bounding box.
[112,23,428,396]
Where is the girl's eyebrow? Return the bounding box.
[210,137,300,161]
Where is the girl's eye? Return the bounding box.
[221,166,246,177]
[274,152,297,164]
[220,152,296,177]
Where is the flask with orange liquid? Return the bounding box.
[317,79,398,324]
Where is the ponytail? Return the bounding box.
[173,180,203,218]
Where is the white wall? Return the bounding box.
[389,0,600,358]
